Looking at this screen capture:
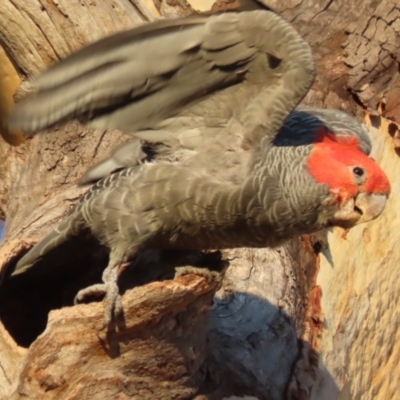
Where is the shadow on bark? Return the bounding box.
[0,240,336,399]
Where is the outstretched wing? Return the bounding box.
[9,10,314,150]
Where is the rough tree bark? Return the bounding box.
[0,1,399,399]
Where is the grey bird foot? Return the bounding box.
[74,280,123,331]
[174,266,222,288]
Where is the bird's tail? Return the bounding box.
[12,213,85,276]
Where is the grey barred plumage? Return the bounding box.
[293,107,372,154]
[78,107,371,185]
[10,7,390,328]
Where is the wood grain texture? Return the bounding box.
[9,274,216,400]
[266,0,400,121]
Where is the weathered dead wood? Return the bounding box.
[9,275,217,400]
[266,0,400,121]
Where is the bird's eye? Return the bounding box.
[353,167,365,177]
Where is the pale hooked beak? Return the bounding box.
[354,192,388,224]
[331,193,388,228]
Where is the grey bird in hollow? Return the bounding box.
[8,3,390,328]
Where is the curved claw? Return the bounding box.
[74,268,123,330]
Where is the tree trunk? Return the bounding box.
[0,1,399,399]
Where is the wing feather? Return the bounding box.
[9,10,314,144]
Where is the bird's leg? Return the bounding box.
[74,250,126,330]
